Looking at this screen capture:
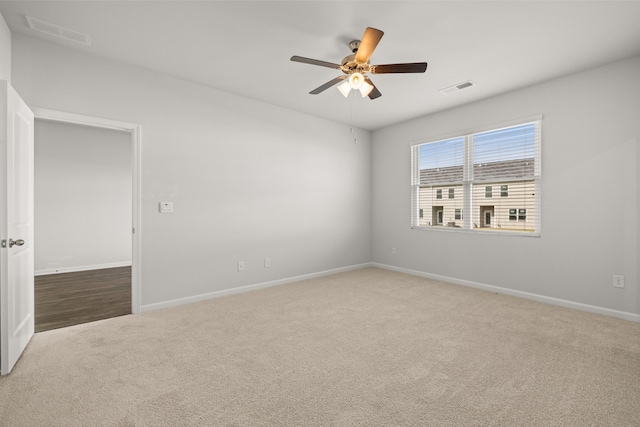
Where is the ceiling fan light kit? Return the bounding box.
[291,27,428,100]
[337,75,374,98]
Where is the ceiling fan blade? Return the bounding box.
[310,76,346,94]
[371,62,428,74]
[290,55,341,69]
[354,27,384,63]
[364,77,382,100]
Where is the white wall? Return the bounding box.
[372,55,640,319]
[0,11,10,82]
[12,34,372,308]
[34,120,132,274]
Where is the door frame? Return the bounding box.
[32,108,141,314]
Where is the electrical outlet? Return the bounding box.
[264,258,271,268]
[237,261,245,272]
[391,247,397,255]
[613,275,624,288]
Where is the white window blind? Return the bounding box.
[411,120,541,235]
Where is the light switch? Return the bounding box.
[159,202,173,213]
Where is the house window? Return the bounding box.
[411,120,541,235]
[519,209,527,221]
[419,209,424,219]
[509,208,527,221]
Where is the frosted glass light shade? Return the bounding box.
[359,81,374,97]
[337,80,352,97]
[348,72,364,89]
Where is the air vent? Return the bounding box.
[440,80,474,95]
[26,15,91,46]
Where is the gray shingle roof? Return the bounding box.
[420,158,535,185]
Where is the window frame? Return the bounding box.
[411,116,542,237]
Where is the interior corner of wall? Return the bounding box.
[0,11,11,83]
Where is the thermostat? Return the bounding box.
[159,202,173,213]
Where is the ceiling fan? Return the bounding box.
[290,27,427,100]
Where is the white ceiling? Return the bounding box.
[1,1,640,131]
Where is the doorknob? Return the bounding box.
[9,239,24,248]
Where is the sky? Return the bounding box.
[418,123,537,170]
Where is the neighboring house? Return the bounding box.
[417,158,536,231]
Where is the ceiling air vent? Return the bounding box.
[440,80,474,95]
[26,15,91,46]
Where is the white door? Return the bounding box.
[484,211,491,226]
[0,81,35,375]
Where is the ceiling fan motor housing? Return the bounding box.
[341,40,371,75]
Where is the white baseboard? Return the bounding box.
[35,261,132,276]
[371,263,640,323]
[140,263,374,313]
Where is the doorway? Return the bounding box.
[432,206,444,226]
[32,109,141,330]
[480,206,494,228]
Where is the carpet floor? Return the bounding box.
[1,267,639,426]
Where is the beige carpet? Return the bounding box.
[1,267,639,426]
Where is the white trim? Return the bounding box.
[32,108,142,314]
[35,261,132,276]
[141,263,373,313]
[410,225,541,238]
[32,108,135,132]
[372,263,640,323]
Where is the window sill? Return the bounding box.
[411,225,541,238]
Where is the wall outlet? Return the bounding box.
[264,258,271,268]
[237,261,245,272]
[613,275,624,288]
[391,247,397,255]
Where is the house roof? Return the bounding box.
[420,158,535,185]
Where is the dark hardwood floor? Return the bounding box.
[35,266,132,332]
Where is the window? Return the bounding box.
[509,209,527,221]
[518,209,527,221]
[411,120,541,235]
[419,209,424,219]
